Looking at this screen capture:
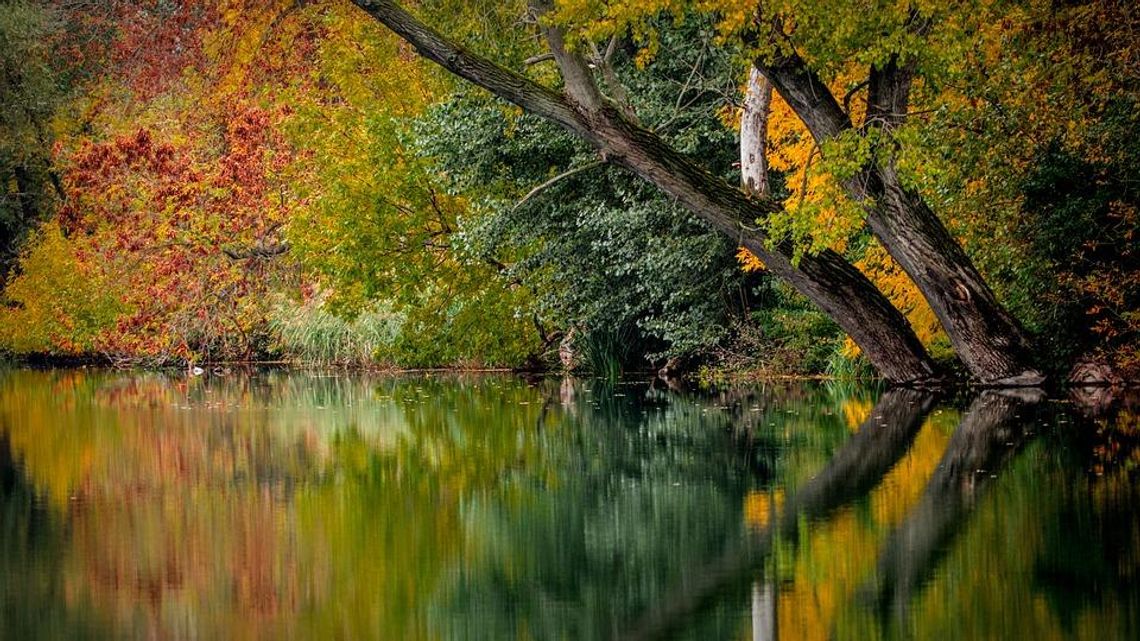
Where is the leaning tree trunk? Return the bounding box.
[867,166,1041,385]
[758,49,1042,386]
[736,71,936,382]
[348,0,939,384]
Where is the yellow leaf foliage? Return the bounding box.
[845,240,948,358]
[0,223,122,354]
[736,246,765,272]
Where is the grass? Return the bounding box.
[267,297,403,366]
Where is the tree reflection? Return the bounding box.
[628,386,1139,641]
[863,390,1044,623]
[0,370,1136,641]
[621,388,935,641]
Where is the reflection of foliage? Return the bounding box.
[1,371,1138,639]
[0,434,118,641]
[435,382,756,640]
[878,431,1139,641]
[434,382,902,638]
[0,369,563,639]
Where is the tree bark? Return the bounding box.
[757,49,1042,385]
[740,66,772,197]
[866,166,1042,385]
[349,0,939,384]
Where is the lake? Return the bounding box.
[0,368,1137,640]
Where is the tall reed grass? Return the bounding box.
[267,297,403,365]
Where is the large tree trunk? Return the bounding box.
[349,0,939,384]
[595,106,938,383]
[867,166,1042,385]
[758,50,1043,386]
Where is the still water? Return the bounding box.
[0,368,1137,640]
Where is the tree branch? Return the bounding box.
[523,52,554,66]
[222,242,290,261]
[527,0,607,111]
[842,78,870,117]
[590,35,639,122]
[754,46,852,143]
[866,9,931,130]
[350,0,589,138]
[513,160,605,212]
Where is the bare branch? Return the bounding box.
[589,35,639,122]
[513,160,605,211]
[523,52,554,66]
[221,242,290,261]
[842,78,870,117]
[528,0,606,111]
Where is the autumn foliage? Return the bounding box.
[0,0,536,366]
[0,0,1137,377]
[59,106,297,360]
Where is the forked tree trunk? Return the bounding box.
[758,50,1043,386]
[349,0,939,384]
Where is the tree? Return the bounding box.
[57,110,301,361]
[7,0,1127,376]
[742,6,1040,384]
[0,1,68,278]
[412,19,769,370]
[348,0,939,384]
[0,0,544,366]
[279,0,539,367]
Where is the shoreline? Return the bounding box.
[3,354,1137,393]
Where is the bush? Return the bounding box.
[0,223,120,355]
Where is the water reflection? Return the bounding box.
[623,388,934,640]
[864,390,1045,622]
[0,369,1136,640]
